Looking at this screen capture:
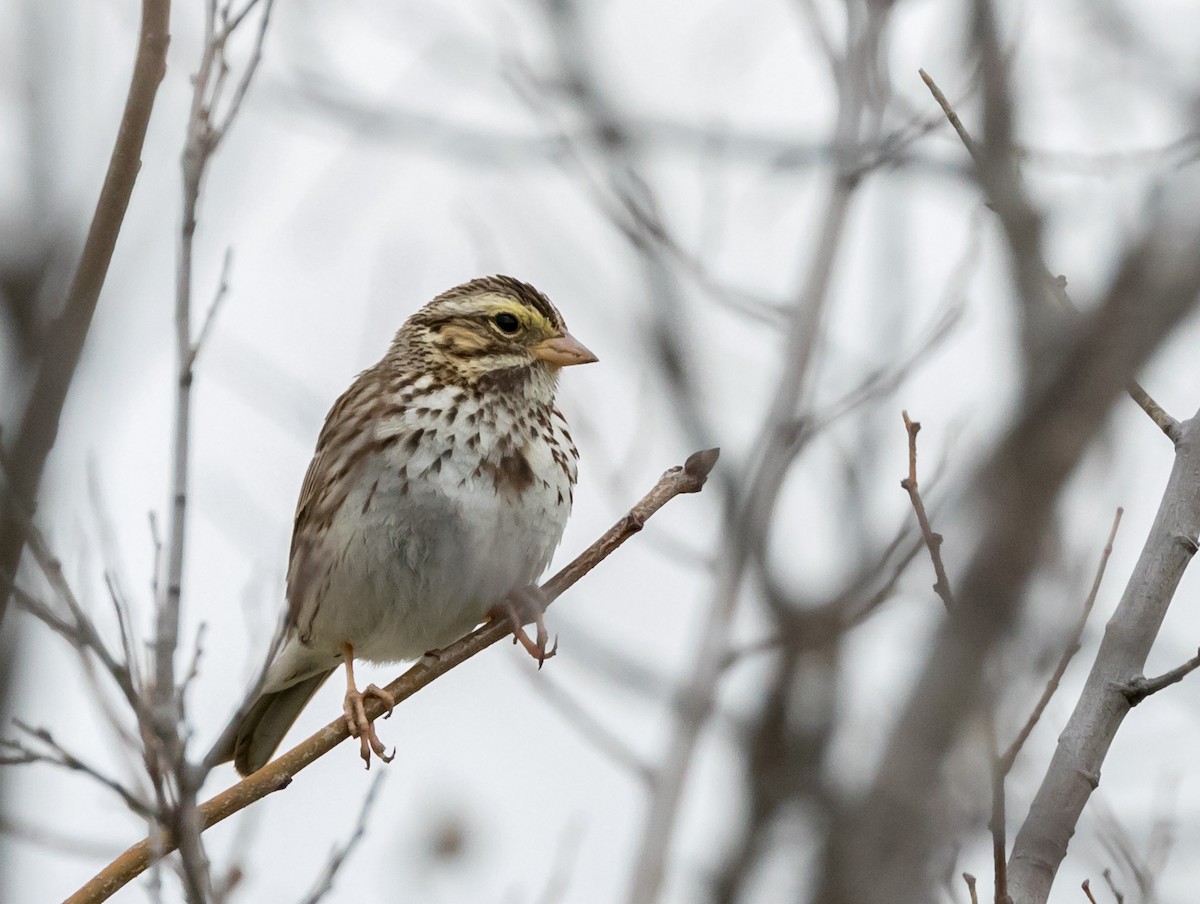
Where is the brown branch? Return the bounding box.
[964,873,979,904]
[64,449,719,904]
[998,507,1123,774]
[1081,879,1099,904]
[0,0,170,629]
[900,411,955,611]
[917,67,1181,444]
[1122,648,1200,706]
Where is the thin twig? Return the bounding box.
[532,819,586,904]
[900,411,955,610]
[983,713,1012,904]
[917,67,1181,444]
[148,511,163,602]
[0,482,137,706]
[180,623,209,697]
[0,816,125,861]
[984,508,1122,904]
[622,4,882,891]
[296,773,385,904]
[64,449,718,904]
[184,247,233,372]
[157,0,272,727]
[918,69,980,161]
[220,0,264,37]
[1123,648,1200,706]
[145,6,276,899]
[215,0,275,137]
[1101,868,1125,904]
[1124,381,1181,443]
[1081,879,1099,904]
[964,873,979,904]
[999,508,1123,773]
[518,665,653,785]
[2,721,154,819]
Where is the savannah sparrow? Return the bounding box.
[220,275,596,776]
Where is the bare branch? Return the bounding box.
[517,665,652,785]
[2,721,154,819]
[1122,648,1200,706]
[0,482,137,708]
[917,66,1181,444]
[184,247,233,372]
[214,1,275,139]
[296,773,385,904]
[900,411,955,611]
[1101,868,1126,904]
[820,170,1200,904]
[1009,413,1200,903]
[999,507,1123,774]
[156,0,272,732]
[1124,380,1181,444]
[918,68,980,160]
[964,873,979,904]
[64,449,718,904]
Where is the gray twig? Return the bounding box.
[297,774,386,904]
[2,721,154,819]
[1123,648,1200,706]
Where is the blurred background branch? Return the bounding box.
[4,0,1200,902]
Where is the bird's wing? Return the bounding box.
[286,366,386,628]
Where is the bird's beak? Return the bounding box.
[531,332,598,367]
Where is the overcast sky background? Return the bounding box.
[4,0,1200,901]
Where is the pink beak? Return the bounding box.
[531,332,598,367]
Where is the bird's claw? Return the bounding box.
[494,587,557,668]
[342,683,396,769]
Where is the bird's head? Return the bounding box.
[394,275,597,392]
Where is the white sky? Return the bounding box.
[4,0,1200,901]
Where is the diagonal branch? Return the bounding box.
[1,721,154,819]
[1008,412,1200,902]
[64,449,718,904]
[296,773,385,904]
[0,0,171,630]
[998,508,1123,775]
[986,508,1123,904]
[917,67,1181,444]
[817,145,1200,904]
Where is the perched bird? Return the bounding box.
[220,275,596,776]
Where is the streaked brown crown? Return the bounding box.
[423,275,566,332]
[385,275,592,388]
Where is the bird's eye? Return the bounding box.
[493,312,521,334]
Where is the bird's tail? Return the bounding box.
[217,669,334,776]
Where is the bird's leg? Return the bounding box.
[340,641,396,769]
[489,585,557,668]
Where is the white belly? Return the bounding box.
[282,381,575,673]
